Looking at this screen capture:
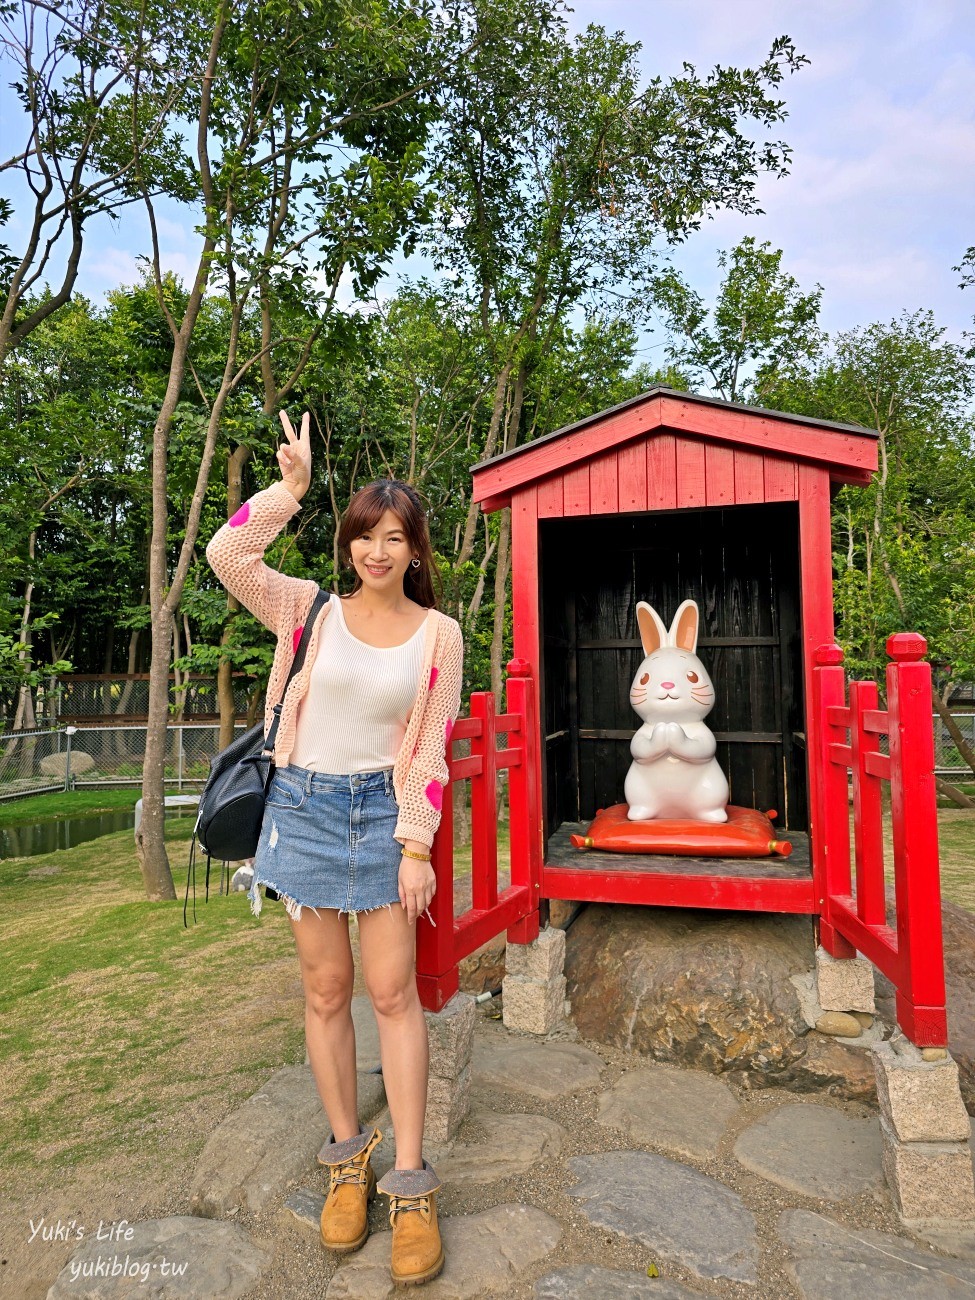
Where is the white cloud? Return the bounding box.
[566,0,975,337]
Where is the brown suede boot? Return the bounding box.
[377,1160,444,1285]
[317,1124,383,1252]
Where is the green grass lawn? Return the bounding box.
[0,817,304,1188]
[0,788,147,825]
[0,792,968,1199]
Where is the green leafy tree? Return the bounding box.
[764,311,975,797]
[0,0,196,371]
[131,0,448,898]
[652,236,823,403]
[429,3,808,691]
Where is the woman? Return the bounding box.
[205,410,463,1287]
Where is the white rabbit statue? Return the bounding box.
[624,599,730,823]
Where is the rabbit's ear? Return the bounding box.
[636,602,668,656]
[670,600,700,653]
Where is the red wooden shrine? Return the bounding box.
[414,388,948,1047]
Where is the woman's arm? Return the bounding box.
[393,620,464,849]
[205,410,314,634]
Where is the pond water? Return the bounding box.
[0,806,197,860]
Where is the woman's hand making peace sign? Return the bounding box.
[277,410,312,502]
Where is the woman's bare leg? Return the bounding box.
[357,904,427,1169]
[289,906,359,1142]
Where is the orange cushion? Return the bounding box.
[570,804,792,858]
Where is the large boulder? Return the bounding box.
[564,903,876,1101]
[39,750,95,777]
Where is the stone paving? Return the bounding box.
[46,999,975,1299]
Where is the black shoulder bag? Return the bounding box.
[184,588,330,924]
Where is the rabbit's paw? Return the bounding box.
[699,806,729,823]
[627,805,655,821]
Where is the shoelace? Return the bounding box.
[388,1193,431,1219]
[330,1158,370,1190]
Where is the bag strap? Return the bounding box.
[261,589,331,759]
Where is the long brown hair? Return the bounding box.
[337,479,442,609]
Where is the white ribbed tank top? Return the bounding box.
[290,595,426,774]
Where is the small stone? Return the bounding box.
[534,1264,700,1298]
[778,1207,975,1297]
[923,1047,949,1061]
[566,1151,758,1284]
[505,927,566,982]
[281,1186,325,1232]
[502,973,567,1035]
[596,1062,740,1160]
[873,1039,971,1142]
[815,1011,863,1038]
[880,1115,975,1221]
[190,1065,325,1218]
[428,1105,566,1184]
[815,946,876,1013]
[733,1102,884,1200]
[853,1011,875,1027]
[472,1037,604,1100]
[326,1202,561,1298]
[47,1216,269,1298]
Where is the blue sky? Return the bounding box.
[570,0,975,360]
[2,0,972,358]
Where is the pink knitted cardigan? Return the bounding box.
[205,480,464,849]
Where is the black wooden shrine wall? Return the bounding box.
[538,501,807,843]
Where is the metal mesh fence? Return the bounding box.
[0,713,970,802]
[53,676,255,721]
[0,723,248,799]
[935,713,974,775]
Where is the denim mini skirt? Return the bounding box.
[249,763,402,922]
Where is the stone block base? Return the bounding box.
[874,1035,970,1143]
[502,973,567,1036]
[425,1063,472,1144]
[815,945,876,1013]
[423,991,475,1143]
[502,927,567,1036]
[505,925,566,982]
[880,1116,975,1221]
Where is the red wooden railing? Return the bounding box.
[812,633,947,1046]
[414,657,542,1011]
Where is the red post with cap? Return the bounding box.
[886,633,947,1044]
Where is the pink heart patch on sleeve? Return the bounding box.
[228,501,250,527]
[428,665,439,690]
[424,780,443,811]
[444,717,453,743]
[292,627,303,655]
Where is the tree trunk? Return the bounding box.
[456,364,511,576]
[489,509,511,701]
[13,530,37,732]
[135,5,227,900]
[138,611,178,900]
[217,444,252,750]
[932,686,975,776]
[489,361,528,700]
[936,777,975,809]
